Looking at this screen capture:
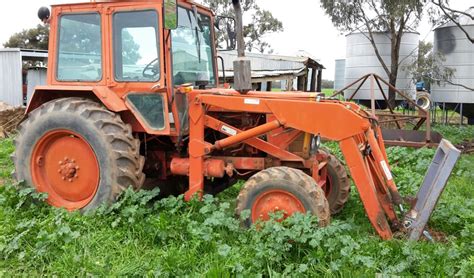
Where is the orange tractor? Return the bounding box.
[13,0,460,240]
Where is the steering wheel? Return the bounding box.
[142,58,159,79]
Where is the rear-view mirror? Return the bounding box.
[164,0,178,30]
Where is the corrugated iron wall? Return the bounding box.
[27,68,47,106]
[0,50,23,106]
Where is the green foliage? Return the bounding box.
[403,41,455,88]
[0,124,473,276]
[320,0,425,34]
[433,124,474,144]
[3,24,49,50]
[200,0,283,53]
[0,138,14,181]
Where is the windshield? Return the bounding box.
[171,7,215,86]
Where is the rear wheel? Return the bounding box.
[12,98,145,211]
[236,167,330,227]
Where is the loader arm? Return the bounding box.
[185,89,405,239]
[184,89,460,240]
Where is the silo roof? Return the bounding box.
[436,7,474,29]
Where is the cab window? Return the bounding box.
[113,10,160,82]
[57,13,102,81]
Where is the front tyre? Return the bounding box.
[12,98,145,211]
[236,167,330,227]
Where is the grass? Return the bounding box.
[322,88,335,97]
[0,125,473,276]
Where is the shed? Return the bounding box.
[217,50,325,92]
[0,48,48,106]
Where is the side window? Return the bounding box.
[57,13,102,81]
[113,10,160,82]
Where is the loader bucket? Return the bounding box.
[403,139,461,240]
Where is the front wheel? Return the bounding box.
[12,98,145,211]
[236,167,330,227]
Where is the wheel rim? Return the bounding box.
[31,129,100,210]
[251,190,305,222]
[417,96,430,110]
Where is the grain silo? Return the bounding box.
[344,32,419,107]
[431,7,474,124]
[334,59,346,91]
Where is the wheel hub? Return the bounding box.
[58,157,80,182]
[251,190,305,223]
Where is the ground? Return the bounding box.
[0,124,473,276]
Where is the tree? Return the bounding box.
[200,0,283,53]
[404,41,455,90]
[430,1,473,44]
[3,25,49,50]
[321,0,425,107]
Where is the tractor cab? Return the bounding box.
[33,0,218,137]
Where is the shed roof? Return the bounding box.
[0,48,48,59]
[217,50,324,79]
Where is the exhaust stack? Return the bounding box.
[232,0,252,93]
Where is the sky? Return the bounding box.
[0,0,472,80]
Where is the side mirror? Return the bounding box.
[164,0,178,30]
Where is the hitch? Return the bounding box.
[403,139,461,240]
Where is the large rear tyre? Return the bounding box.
[319,150,350,215]
[12,98,145,211]
[236,167,330,227]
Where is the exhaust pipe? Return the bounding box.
[232,0,252,93]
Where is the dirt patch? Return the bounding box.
[456,140,474,154]
[0,102,25,138]
[426,228,448,243]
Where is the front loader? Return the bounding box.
[13,0,460,241]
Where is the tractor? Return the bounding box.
[13,0,460,241]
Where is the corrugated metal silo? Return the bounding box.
[334,59,345,90]
[431,7,474,123]
[344,32,419,103]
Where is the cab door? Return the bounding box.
[107,3,171,135]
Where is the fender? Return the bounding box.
[26,85,127,114]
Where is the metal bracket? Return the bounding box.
[405,139,461,240]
